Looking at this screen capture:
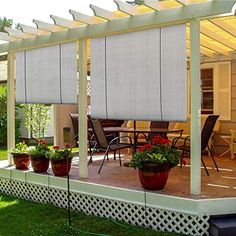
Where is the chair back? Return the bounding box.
[88,118,109,149]
[150,121,169,129]
[69,113,78,138]
[201,115,219,150]
[149,121,169,139]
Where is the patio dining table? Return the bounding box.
[101,127,184,152]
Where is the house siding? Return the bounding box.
[214,60,236,154]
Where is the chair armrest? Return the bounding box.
[172,135,190,148]
[135,132,148,141]
[109,136,133,146]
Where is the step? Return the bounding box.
[209,214,236,236]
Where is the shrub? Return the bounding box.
[0,85,21,147]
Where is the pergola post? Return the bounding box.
[190,19,201,194]
[78,39,88,178]
[7,52,15,165]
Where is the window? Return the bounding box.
[201,68,214,114]
[200,61,231,120]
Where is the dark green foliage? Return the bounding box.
[0,17,13,33]
[0,85,21,147]
[0,194,185,236]
[126,0,144,5]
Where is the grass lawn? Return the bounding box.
[0,148,7,160]
[0,194,185,236]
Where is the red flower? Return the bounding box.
[143,143,153,150]
[53,145,60,150]
[137,147,145,152]
[65,144,71,148]
[39,140,47,145]
[182,159,187,166]
[152,134,171,145]
[151,137,158,144]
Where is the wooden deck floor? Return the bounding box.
[1,153,236,199]
[68,153,236,199]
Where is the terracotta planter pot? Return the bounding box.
[12,154,30,170]
[51,158,72,176]
[30,156,49,173]
[138,164,170,190]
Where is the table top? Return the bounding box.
[101,127,183,134]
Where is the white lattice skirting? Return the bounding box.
[0,174,209,236]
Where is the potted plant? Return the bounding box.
[11,142,30,170]
[129,135,179,190]
[47,145,73,176]
[28,140,50,173]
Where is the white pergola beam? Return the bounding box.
[175,0,189,6]
[33,19,65,32]
[114,0,141,16]
[200,37,230,56]
[200,46,215,58]
[18,23,48,36]
[210,18,236,37]
[0,0,235,53]
[0,32,16,42]
[200,25,236,51]
[50,15,80,29]
[69,10,101,25]
[4,27,33,39]
[186,40,215,57]
[144,0,167,11]
[186,30,230,56]
[90,4,120,20]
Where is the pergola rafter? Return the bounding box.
[4,27,33,39]
[50,15,81,29]
[114,0,142,16]
[90,4,120,20]
[18,23,48,36]
[33,19,65,32]
[210,17,236,38]
[0,32,17,42]
[69,10,103,25]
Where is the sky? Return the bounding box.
[1,0,117,26]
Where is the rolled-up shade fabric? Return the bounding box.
[16,42,77,104]
[91,24,187,121]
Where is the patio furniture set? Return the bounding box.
[70,113,220,176]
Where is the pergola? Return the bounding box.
[0,0,236,196]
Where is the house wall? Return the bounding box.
[53,104,78,147]
[213,60,236,154]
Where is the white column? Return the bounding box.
[53,105,59,146]
[190,19,201,194]
[78,39,88,178]
[7,52,15,165]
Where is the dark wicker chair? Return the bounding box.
[148,121,169,140]
[69,113,79,143]
[88,117,133,174]
[175,115,219,176]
